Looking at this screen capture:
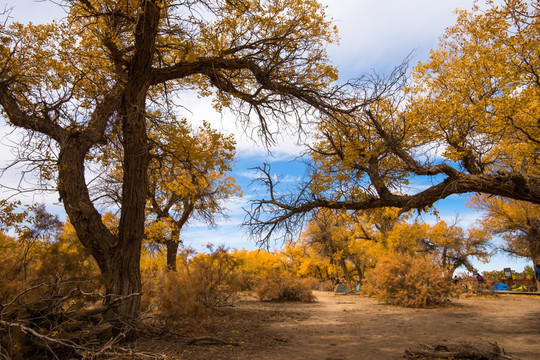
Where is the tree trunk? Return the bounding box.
[109,0,160,338]
[104,242,142,339]
[315,265,324,280]
[352,259,364,285]
[113,94,149,339]
[56,134,143,338]
[339,258,351,287]
[166,229,180,271]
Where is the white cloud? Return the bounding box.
[320,0,478,77]
[4,0,66,24]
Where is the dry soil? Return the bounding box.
[137,291,540,360]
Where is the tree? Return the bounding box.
[301,209,356,284]
[282,240,335,280]
[145,119,240,271]
[0,0,339,335]
[469,195,540,264]
[292,208,403,284]
[421,220,491,277]
[246,0,540,242]
[360,214,490,278]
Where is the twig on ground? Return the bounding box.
[187,336,239,346]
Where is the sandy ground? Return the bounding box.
[138,291,540,360]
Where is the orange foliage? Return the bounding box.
[363,253,455,308]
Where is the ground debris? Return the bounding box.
[186,336,239,346]
[404,341,518,360]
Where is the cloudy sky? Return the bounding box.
[1,0,531,272]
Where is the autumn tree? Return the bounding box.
[301,209,356,284]
[0,203,60,289]
[421,220,491,277]
[246,0,540,242]
[0,0,341,335]
[282,239,336,281]
[96,117,239,271]
[288,208,404,284]
[289,208,491,283]
[469,195,540,264]
[367,214,490,278]
[145,119,240,271]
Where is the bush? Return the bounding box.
[363,254,455,308]
[0,229,103,359]
[186,247,243,307]
[144,246,242,330]
[253,271,317,302]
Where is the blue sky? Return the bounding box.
[1,0,532,273]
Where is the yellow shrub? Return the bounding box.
[253,271,317,302]
[363,253,455,308]
[144,246,242,331]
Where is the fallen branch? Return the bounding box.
[0,319,85,353]
[0,319,163,359]
[187,336,239,346]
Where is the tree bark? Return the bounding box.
[105,239,142,339]
[105,0,160,338]
[339,258,351,287]
[55,0,160,339]
[166,228,181,271]
[57,131,143,338]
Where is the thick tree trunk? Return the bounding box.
[108,0,160,338]
[56,1,159,331]
[104,241,142,338]
[113,95,149,339]
[58,134,143,339]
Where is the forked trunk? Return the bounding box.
[57,136,143,339]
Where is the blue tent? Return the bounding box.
[335,284,347,293]
[492,282,508,291]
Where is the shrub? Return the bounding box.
[455,276,491,297]
[363,253,455,308]
[151,269,210,331]
[0,229,103,359]
[145,246,243,330]
[186,246,243,307]
[253,271,317,302]
[315,279,335,291]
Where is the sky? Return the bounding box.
[1,0,533,273]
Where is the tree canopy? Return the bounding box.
[246,0,540,243]
[469,194,540,263]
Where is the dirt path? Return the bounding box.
[140,291,540,359]
[248,291,540,359]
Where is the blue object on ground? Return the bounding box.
[492,282,508,291]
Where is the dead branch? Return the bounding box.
[187,336,240,346]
